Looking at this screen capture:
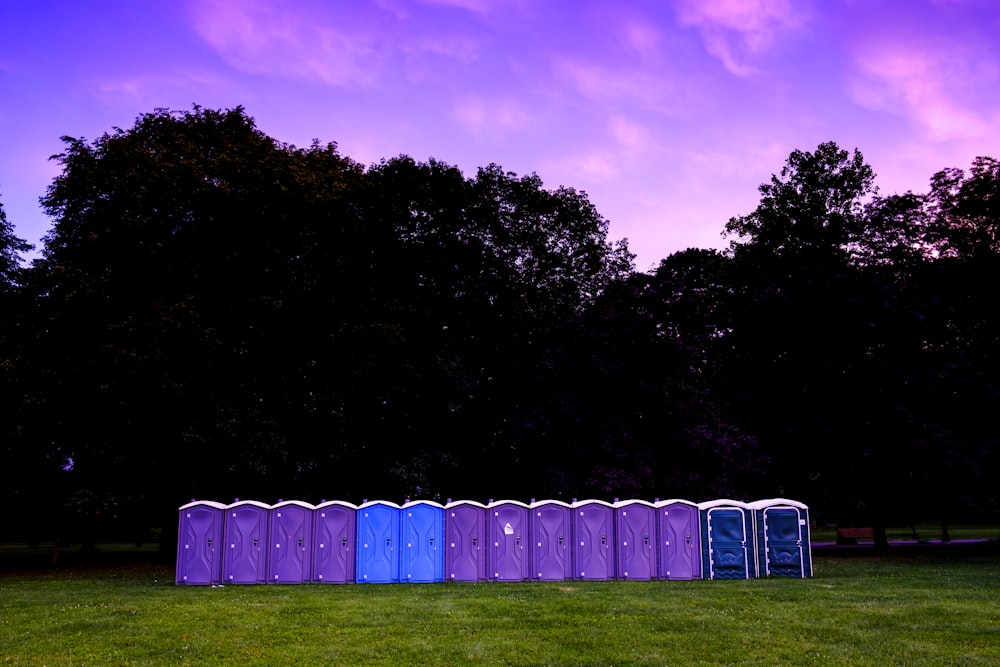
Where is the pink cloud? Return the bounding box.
[850,40,997,141]
[453,96,534,139]
[673,0,806,76]
[552,58,685,117]
[186,0,382,86]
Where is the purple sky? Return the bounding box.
[2,0,1000,270]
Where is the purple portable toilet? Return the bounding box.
[445,500,487,582]
[268,500,315,584]
[356,500,401,583]
[654,499,702,580]
[223,500,270,584]
[313,501,357,584]
[530,500,573,581]
[487,500,530,581]
[572,499,615,580]
[176,500,226,585]
[615,499,656,580]
[699,499,756,580]
[749,498,812,578]
[401,500,445,583]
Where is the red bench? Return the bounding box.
[836,526,874,545]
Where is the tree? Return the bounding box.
[0,194,32,291]
[24,105,637,547]
[0,195,45,543]
[361,156,635,498]
[723,143,895,541]
[32,107,372,545]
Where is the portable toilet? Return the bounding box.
[572,499,616,580]
[749,498,813,578]
[529,499,573,581]
[176,500,226,585]
[223,500,270,584]
[445,500,487,582]
[400,500,445,583]
[487,500,530,581]
[698,499,756,580]
[356,500,401,583]
[654,499,702,580]
[615,499,656,580]
[267,500,315,584]
[313,500,358,584]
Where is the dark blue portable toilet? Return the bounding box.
[176,500,226,585]
[699,499,756,580]
[487,500,530,581]
[356,500,401,583]
[267,500,314,584]
[401,500,445,583]
[749,498,812,578]
[313,501,357,584]
[654,499,702,580]
[530,500,573,581]
[445,500,487,582]
[615,499,656,580]
[223,500,270,584]
[572,499,616,580]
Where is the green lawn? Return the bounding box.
[2,543,999,666]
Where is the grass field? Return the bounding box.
[2,541,999,666]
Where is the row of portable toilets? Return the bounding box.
[176,497,812,585]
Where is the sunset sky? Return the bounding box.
[2,0,1000,270]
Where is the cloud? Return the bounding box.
[673,0,805,76]
[92,69,238,110]
[622,20,661,56]
[850,40,998,141]
[452,96,534,140]
[553,58,684,116]
[186,0,382,87]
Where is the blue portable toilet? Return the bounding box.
[572,499,616,580]
[487,500,530,581]
[654,499,702,580]
[401,500,445,583]
[530,500,573,581]
[176,500,226,585]
[268,500,314,584]
[698,499,757,580]
[313,501,358,584]
[749,498,813,578]
[445,500,487,582]
[356,500,401,583]
[615,499,656,580]
[223,500,271,584]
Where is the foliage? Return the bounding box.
[2,107,997,542]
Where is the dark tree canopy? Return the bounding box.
[1,110,996,548]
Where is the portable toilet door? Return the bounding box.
[530,500,573,581]
[572,499,616,580]
[487,500,530,581]
[223,500,270,584]
[356,501,401,583]
[654,499,702,580]
[313,501,357,584]
[749,498,812,578]
[699,499,756,580]
[267,501,314,584]
[615,499,656,580]
[176,500,226,585]
[401,500,445,583]
[445,500,487,582]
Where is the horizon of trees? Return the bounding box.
[0,106,996,549]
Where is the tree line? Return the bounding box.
[0,107,996,548]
